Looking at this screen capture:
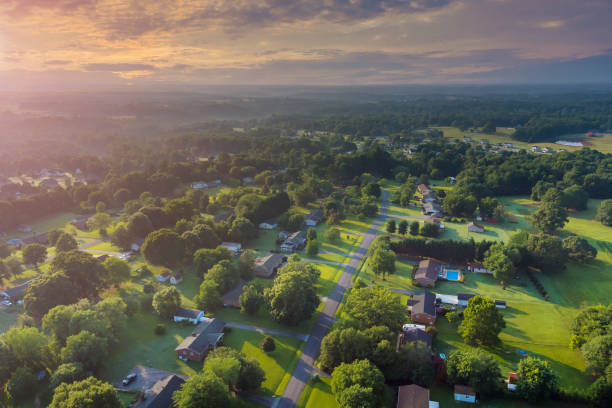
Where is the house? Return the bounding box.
[221,280,248,308]
[507,372,518,391]
[214,210,235,223]
[278,231,290,240]
[457,293,476,307]
[157,271,171,282]
[17,225,32,233]
[94,254,109,262]
[543,147,554,153]
[170,273,183,285]
[397,327,432,349]
[467,262,493,274]
[175,318,226,361]
[463,136,473,142]
[1,281,31,302]
[280,231,307,252]
[422,202,442,216]
[137,374,185,408]
[258,219,278,230]
[407,292,437,325]
[414,260,441,288]
[479,139,489,145]
[421,191,437,203]
[221,242,242,255]
[495,300,507,309]
[191,181,208,189]
[448,176,456,184]
[173,307,204,324]
[467,222,485,233]
[305,209,324,227]
[396,384,439,408]
[454,385,476,403]
[255,253,287,278]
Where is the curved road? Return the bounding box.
[278,190,389,407]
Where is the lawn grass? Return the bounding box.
[224,328,305,396]
[86,240,122,252]
[4,211,79,239]
[297,377,337,408]
[355,258,418,292]
[0,308,19,333]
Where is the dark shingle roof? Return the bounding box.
[139,375,185,408]
[457,293,476,301]
[176,318,226,354]
[401,328,432,348]
[410,292,436,316]
[174,307,203,320]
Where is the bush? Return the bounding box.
[139,266,152,278]
[140,294,153,312]
[425,326,438,339]
[261,336,276,352]
[154,324,166,335]
[143,283,155,294]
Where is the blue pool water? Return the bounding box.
[445,270,460,281]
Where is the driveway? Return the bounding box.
[114,365,187,392]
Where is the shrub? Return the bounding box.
[425,326,438,339]
[143,283,155,294]
[154,324,166,335]
[261,336,276,352]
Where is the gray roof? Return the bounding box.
[1,281,31,299]
[410,292,436,316]
[139,375,185,408]
[174,307,203,320]
[457,293,476,301]
[176,318,226,354]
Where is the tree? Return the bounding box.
[362,182,381,198]
[204,356,241,390]
[52,250,107,298]
[237,249,256,281]
[420,222,440,238]
[22,243,47,266]
[55,233,78,252]
[61,331,108,371]
[459,296,505,346]
[164,198,194,224]
[331,359,385,408]
[306,239,319,256]
[261,336,275,352]
[0,339,16,384]
[173,371,232,408]
[386,219,396,234]
[205,260,239,293]
[153,286,181,319]
[126,211,154,238]
[265,271,319,326]
[344,287,404,330]
[2,327,48,369]
[193,246,233,276]
[563,236,597,262]
[397,220,408,235]
[228,217,257,244]
[87,212,112,232]
[561,185,588,210]
[325,227,341,243]
[0,241,13,259]
[110,225,132,251]
[483,243,515,285]
[8,367,37,400]
[409,221,419,235]
[531,199,568,234]
[191,223,221,249]
[23,272,79,318]
[307,227,317,241]
[369,248,396,279]
[526,232,568,272]
[49,377,121,408]
[596,199,612,226]
[204,347,265,393]
[102,257,131,285]
[516,357,559,402]
[95,297,128,337]
[141,228,185,268]
[337,384,377,408]
[194,280,222,313]
[393,341,435,385]
[239,285,263,316]
[446,349,502,397]
[50,362,86,389]
[319,328,371,372]
[581,335,612,376]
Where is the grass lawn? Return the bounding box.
[314,263,344,297]
[0,308,19,333]
[213,304,318,336]
[224,328,305,396]
[246,229,280,256]
[86,240,122,252]
[355,258,418,292]
[297,377,337,408]
[4,211,80,239]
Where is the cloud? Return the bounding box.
[82,63,156,71]
[45,60,72,65]
[538,20,565,29]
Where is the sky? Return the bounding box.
[0,0,611,89]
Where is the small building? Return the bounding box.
[495,300,507,309]
[280,231,307,252]
[170,273,183,285]
[278,231,291,240]
[1,281,31,302]
[138,374,185,408]
[454,385,476,403]
[457,293,476,307]
[414,260,441,288]
[191,181,209,189]
[214,180,222,186]
[221,242,242,255]
[479,139,489,145]
[175,318,226,361]
[305,209,324,227]
[421,191,437,203]
[17,225,32,233]
[221,280,248,308]
[422,202,442,216]
[467,222,485,233]
[467,262,492,274]
[407,292,437,325]
[397,327,432,350]
[531,146,542,153]
[507,372,518,391]
[543,147,554,153]
[173,307,204,324]
[259,220,278,230]
[157,271,171,282]
[131,238,145,252]
[255,253,287,278]
[397,384,439,408]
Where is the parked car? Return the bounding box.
[1,300,12,306]
[122,373,137,385]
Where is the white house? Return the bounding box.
[495,300,507,309]
[173,308,204,324]
[467,262,493,274]
[258,220,278,230]
[454,385,476,403]
[170,273,183,285]
[191,181,208,189]
[221,242,242,255]
[157,271,171,282]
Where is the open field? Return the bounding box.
[0,309,18,333]
[355,258,418,292]
[297,377,336,408]
[2,211,80,239]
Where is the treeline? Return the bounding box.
[389,237,495,263]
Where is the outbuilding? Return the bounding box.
[173,307,204,324]
[454,385,476,403]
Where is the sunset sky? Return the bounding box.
[1,0,611,89]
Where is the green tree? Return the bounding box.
[86,212,112,232]
[516,357,559,402]
[52,250,107,298]
[331,359,385,408]
[142,228,185,268]
[205,260,239,293]
[110,225,132,251]
[22,243,47,266]
[369,248,396,279]
[194,280,222,313]
[561,185,588,210]
[265,271,319,326]
[459,296,505,346]
[386,219,396,234]
[562,236,597,262]
[8,367,37,400]
[581,335,612,376]
[95,297,128,337]
[228,217,257,244]
[204,347,265,392]
[261,336,276,352]
[344,287,404,330]
[0,340,17,384]
[483,243,515,285]
[325,227,341,243]
[319,328,371,372]
[337,384,377,408]
[420,222,440,237]
[531,198,568,234]
[526,232,569,272]
[307,227,317,241]
[55,233,78,252]
[237,249,256,281]
[204,356,241,389]
[193,246,233,276]
[126,212,154,238]
[409,221,420,235]
[596,199,612,226]
[173,371,232,408]
[23,272,79,318]
[152,286,181,319]
[61,331,108,371]
[446,349,502,397]
[2,326,49,369]
[50,362,86,389]
[397,220,408,235]
[306,239,319,256]
[239,285,262,316]
[49,377,121,408]
[102,257,131,285]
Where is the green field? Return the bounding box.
[0,309,19,333]
[355,258,418,292]
[297,377,337,408]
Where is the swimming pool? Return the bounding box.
[444,270,461,281]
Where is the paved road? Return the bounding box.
[226,322,310,342]
[278,190,390,408]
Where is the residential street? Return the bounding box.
[278,190,389,408]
